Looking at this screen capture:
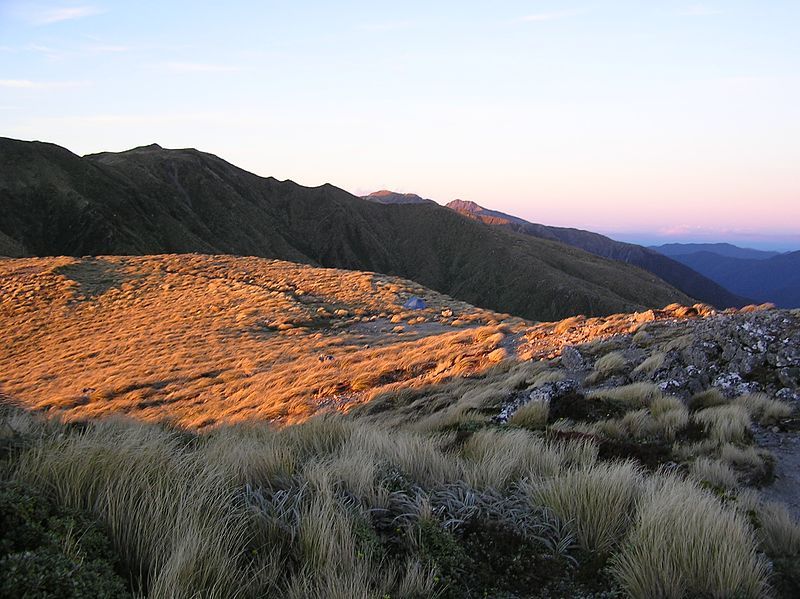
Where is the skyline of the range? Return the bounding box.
[1,1,798,249]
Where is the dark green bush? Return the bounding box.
[0,481,129,598]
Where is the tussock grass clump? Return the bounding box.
[553,315,585,335]
[16,420,254,597]
[591,418,627,439]
[587,383,663,409]
[736,490,800,557]
[694,405,752,443]
[719,443,772,477]
[462,428,596,489]
[689,388,727,411]
[648,396,689,440]
[690,457,739,490]
[664,334,693,352]
[757,504,800,557]
[590,395,688,442]
[508,399,549,430]
[586,351,627,384]
[611,473,769,599]
[529,369,567,388]
[631,328,650,346]
[531,460,644,553]
[734,393,794,425]
[631,352,665,376]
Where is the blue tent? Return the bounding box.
[403,296,427,310]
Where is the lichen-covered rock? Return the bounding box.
[560,346,585,370]
[496,380,577,423]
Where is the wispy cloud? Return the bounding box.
[33,5,104,24]
[0,79,88,89]
[520,10,582,22]
[678,4,721,17]
[160,62,248,73]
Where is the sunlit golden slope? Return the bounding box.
[0,254,711,428]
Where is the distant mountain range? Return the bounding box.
[438,199,749,309]
[652,243,781,261]
[651,244,800,308]
[0,137,693,321]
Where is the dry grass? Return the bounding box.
[693,404,752,443]
[3,401,791,598]
[586,383,664,409]
[632,352,665,376]
[689,388,727,411]
[689,457,739,490]
[461,428,597,489]
[758,503,800,557]
[664,334,693,352]
[0,255,522,427]
[5,409,447,597]
[734,393,794,425]
[529,369,567,388]
[611,473,769,599]
[530,460,644,553]
[0,255,726,429]
[590,395,688,442]
[508,399,549,429]
[586,351,628,383]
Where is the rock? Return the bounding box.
[560,346,585,370]
[495,380,576,423]
[779,367,800,389]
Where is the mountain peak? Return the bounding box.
[446,199,484,212]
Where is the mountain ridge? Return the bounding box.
[0,137,697,321]
[442,198,750,308]
[362,190,437,205]
[652,242,782,260]
[667,250,800,308]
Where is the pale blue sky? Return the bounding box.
[1,1,798,249]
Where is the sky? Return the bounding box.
[1,1,798,250]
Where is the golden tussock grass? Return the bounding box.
[530,460,644,553]
[734,393,794,425]
[736,490,800,557]
[689,388,727,411]
[508,399,549,429]
[611,473,769,599]
[0,255,521,428]
[586,383,664,408]
[1,403,780,599]
[693,405,752,443]
[1,255,727,430]
[632,352,665,376]
[689,457,740,490]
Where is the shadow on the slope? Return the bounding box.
[53,257,135,299]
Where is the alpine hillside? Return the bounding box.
[0,137,692,321]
